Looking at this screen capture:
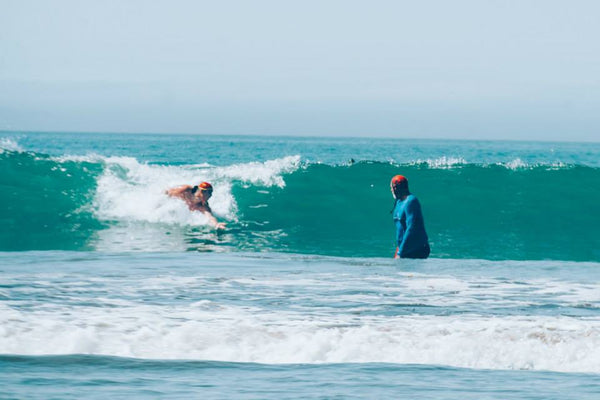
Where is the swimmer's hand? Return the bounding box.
[215,222,227,230]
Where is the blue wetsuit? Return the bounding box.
[393,194,430,259]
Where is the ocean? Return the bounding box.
[1,132,599,399]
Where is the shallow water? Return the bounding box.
[3,252,599,370]
[3,355,599,400]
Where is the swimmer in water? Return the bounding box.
[166,181,226,230]
[390,175,430,259]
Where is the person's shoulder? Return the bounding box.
[169,184,192,192]
[406,194,422,207]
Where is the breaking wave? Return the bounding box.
[1,142,599,260]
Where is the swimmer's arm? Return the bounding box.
[165,185,192,198]
[200,209,227,230]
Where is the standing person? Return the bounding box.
[390,175,430,259]
[166,181,226,230]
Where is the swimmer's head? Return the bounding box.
[192,182,213,198]
[390,175,409,198]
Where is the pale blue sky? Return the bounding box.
[1,0,599,140]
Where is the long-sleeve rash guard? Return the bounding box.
[393,194,430,258]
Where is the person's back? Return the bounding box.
[393,194,430,258]
[390,175,430,259]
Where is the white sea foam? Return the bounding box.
[413,156,467,169]
[1,302,599,373]
[504,158,527,170]
[51,153,108,163]
[90,155,300,227]
[405,156,574,170]
[212,156,301,187]
[2,260,600,373]
[0,137,23,153]
[2,254,600,373]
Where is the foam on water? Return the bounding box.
[1,302,599,373]
[0,137,23,153]
[92,155,301,227]
[504,157,527,170]
[2,254,599,373]
[410,156,572,170]
[416,156,467,169]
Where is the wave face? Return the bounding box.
[1,142,599,260]
[236,161,600,261]
[0,149,104,250]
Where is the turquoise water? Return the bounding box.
[1,132,599,260]
[1,132,599,398]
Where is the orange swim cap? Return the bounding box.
[198,182,213,191]
[391,175,408,188]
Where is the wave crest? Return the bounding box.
[93,155,301,226]
[0,137,23,153]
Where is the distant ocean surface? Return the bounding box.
[1,132,599,399]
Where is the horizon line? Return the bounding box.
[1,129,599,145]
